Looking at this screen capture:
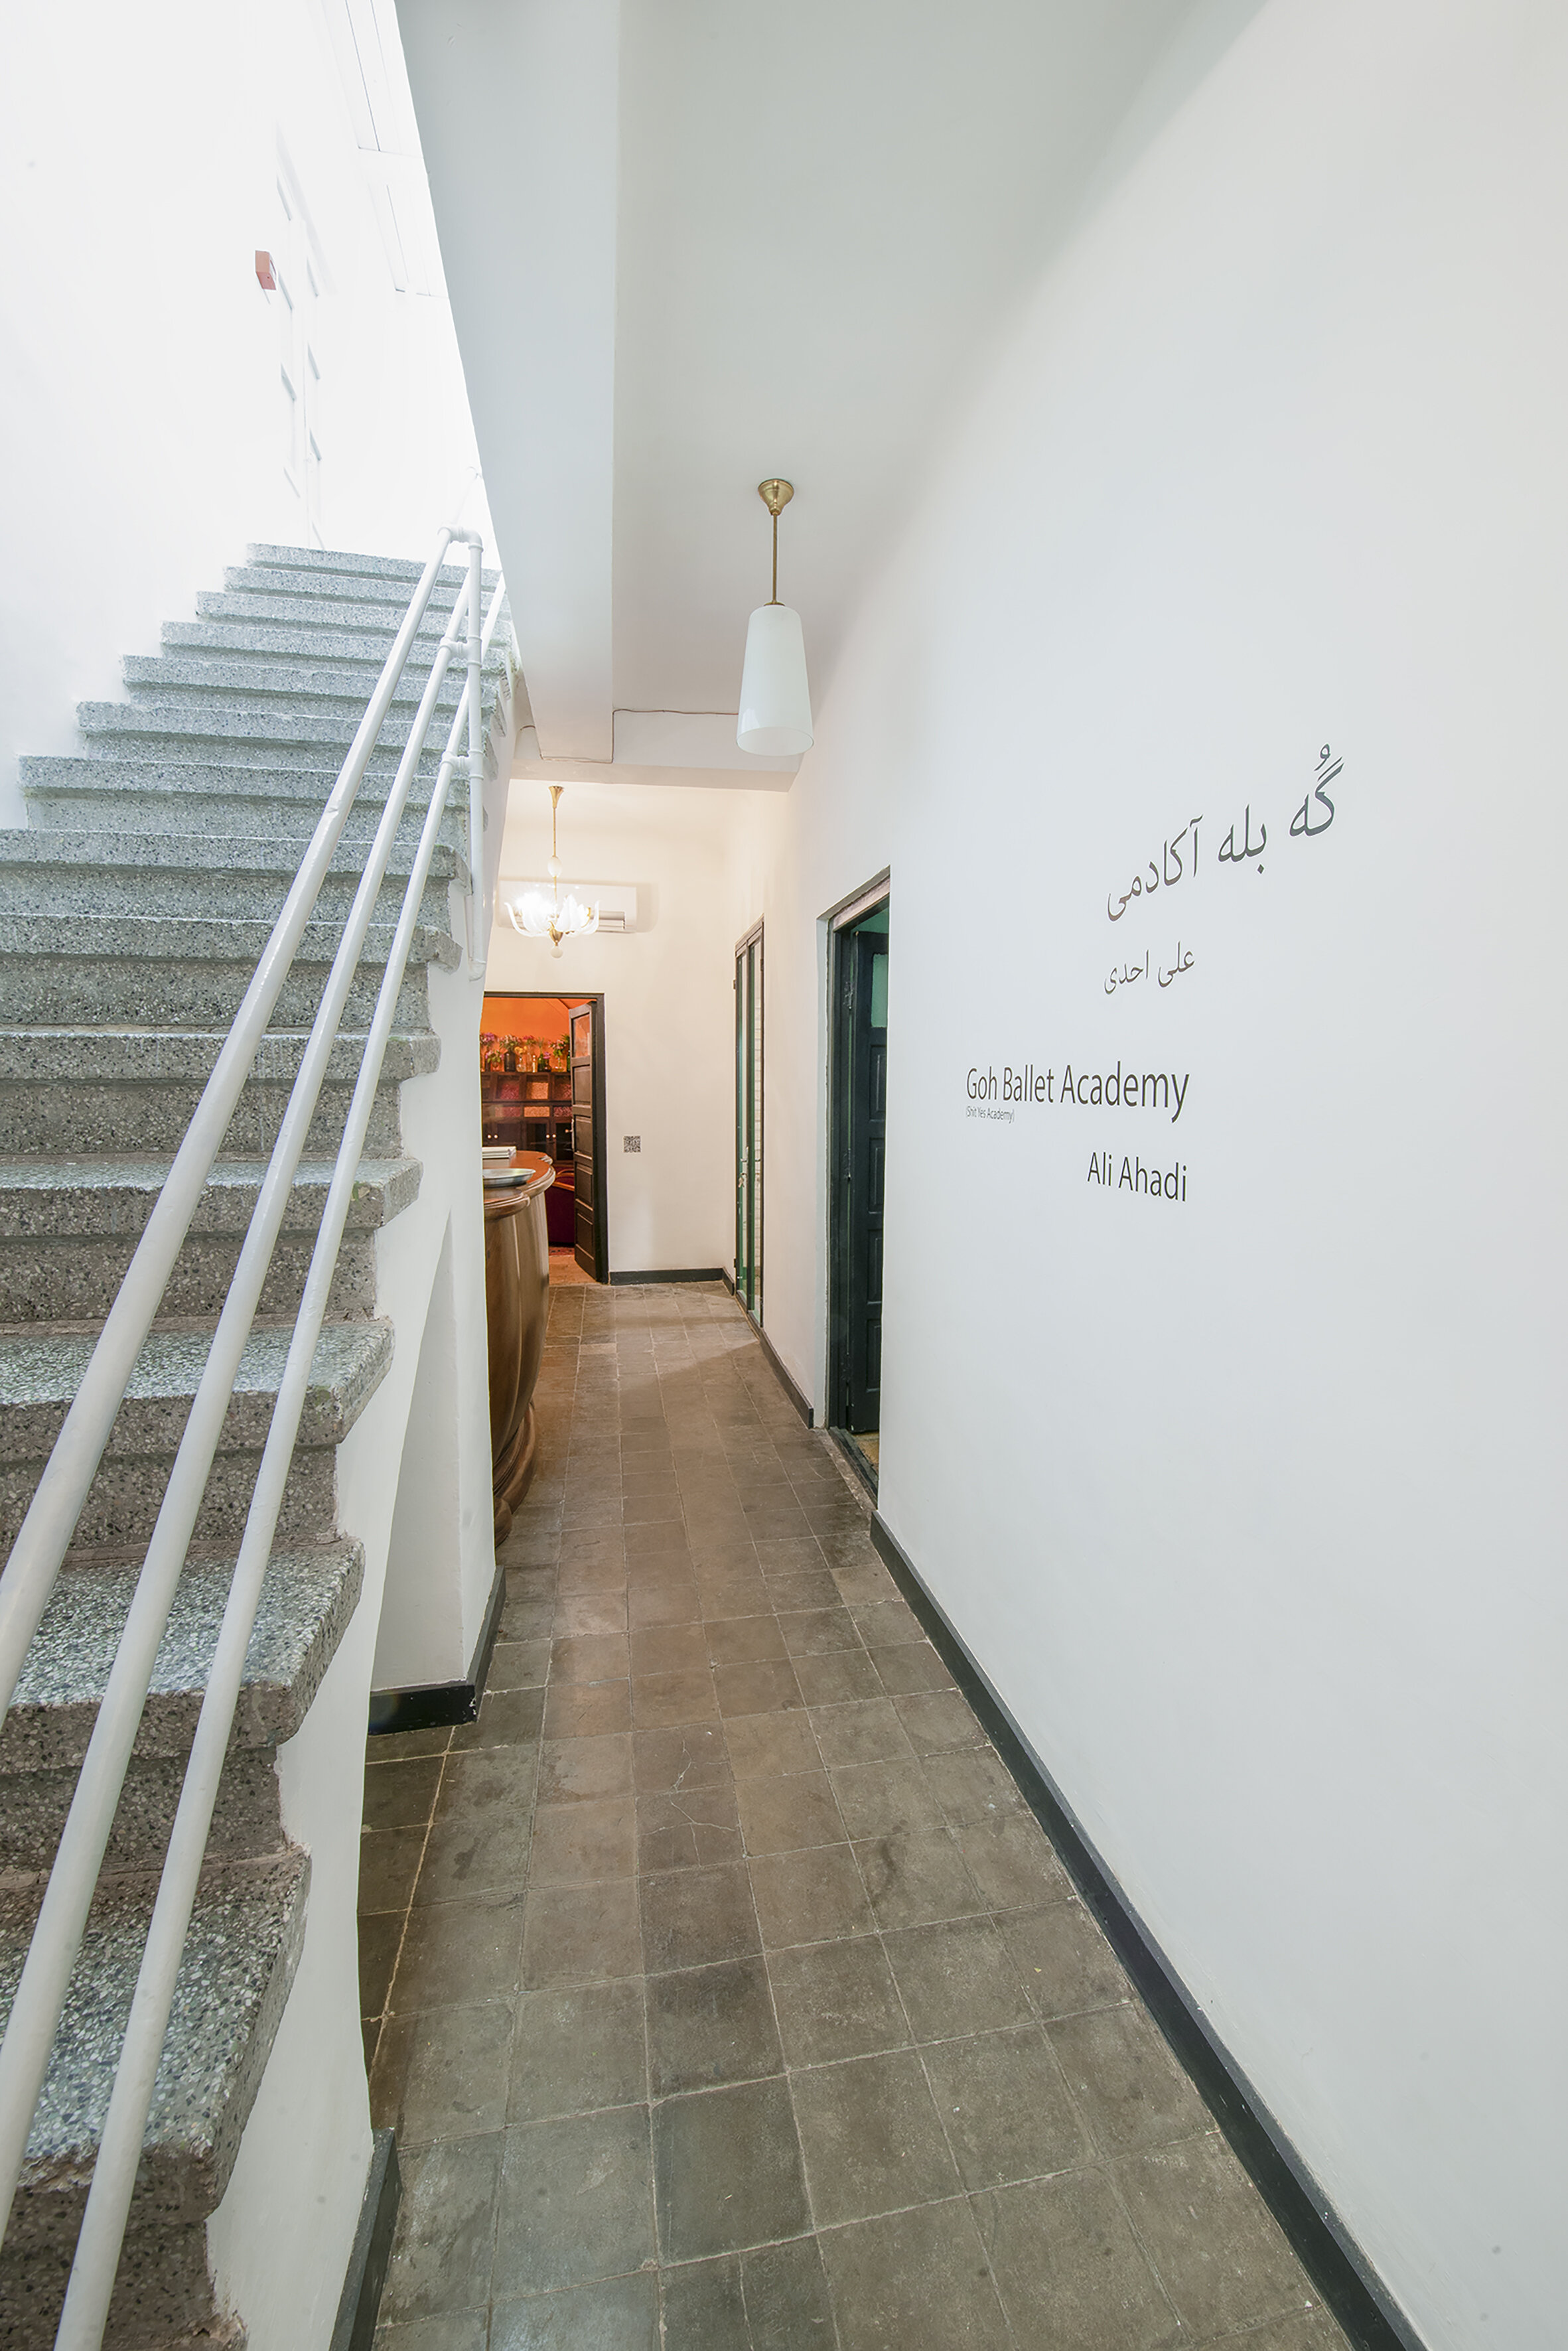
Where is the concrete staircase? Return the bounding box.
[0,547,516,2346]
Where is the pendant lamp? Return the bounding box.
[737,478,813,757]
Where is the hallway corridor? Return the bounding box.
[362,1285,1344,2350]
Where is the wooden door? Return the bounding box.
[570,1000,607,1281]
[844,931,887,1431]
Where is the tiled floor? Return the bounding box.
[361,1282,1347,2350]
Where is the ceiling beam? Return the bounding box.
[397,0,618,760]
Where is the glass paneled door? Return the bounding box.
[735,926,762,1318]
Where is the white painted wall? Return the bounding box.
[747,3,1567,2343]
[0,0,491,823]
[487,778,776,1274]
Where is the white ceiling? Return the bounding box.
[398,0,1200,780]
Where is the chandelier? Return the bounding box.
[506,784,599,958]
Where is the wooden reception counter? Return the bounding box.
[484,1150,553,1541]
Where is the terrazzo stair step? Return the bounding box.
[0,1028,435,1157]
[0,1318,393,1554]
[19,758,469,854]
[193,585,480,642]
[0,1541,363,1872]
[122,652,478,717]
[17,771,466,859]
[0,829,468,926]
[162,617,512,676]
[76,693,468,762]
[0,1156,420,1324]
[159,616,505,672]
[234,541,500,591]
[0,1847,308,2348]
[0,913,452,1029]
[246,538,503,585]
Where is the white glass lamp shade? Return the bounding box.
[737,603,814,756]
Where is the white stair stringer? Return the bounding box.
[0,545,521,2350]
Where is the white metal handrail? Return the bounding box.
[0,528,508,2342]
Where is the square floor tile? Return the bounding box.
[791,1650,883,1706]
[653,2077,810,2260]
[380,2134,502,2323]
[954,1812,1071,1910]
[777,1607,859,1656]
[631,1668,719,1730]
[655,2256,747,2346]
[808,1700,914,1770]
[363,1757,443,1832]
[553,1594,626,1638]
[538,1734,633,1806]
[529,1796,636,1886]
[999,1902,1128,2019]
[973,2168,1178,2350]
[741,2235,837,2349]
[360,1912,401,2019]
[854,1831,986,1929]
[767,1936,908,2067]
[713,1659,803,1717]
[551,1632,630,1685]
[883,1916,1033,2040]
[790,2046,958,2224]
[435,1743,537,1821]
[632,1722,731,1795]
[451,1688,545,1750]
[723,1711,820,1780]
[922,1750,1024,1827]
[818,2197,1011,2350]
[735,1770,845,1857]
[869,1643,954,1697]
[493,2106,654,2297]
[522,1879,642,1989]
[360,1827,426,1916]
[1113,2131,1314,2336]
[392,1891,524,2013]
[543,1681,632,1740]
[646,1956,782,2096]
[830,1758,947,1839]
[630,1622,710,1676]
[370,2002,514,2146]
[489,2272,660,2348]
[1046,2004,1209,2156]
[920,2025,1088,2188]
[510,1980,648,2123]
[640,1860,761,1972]
[627,1579,702,1630]
[748,1845,878,1950]
[637,1782,743,1873]
[703,1614,788,1666]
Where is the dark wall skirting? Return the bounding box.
[329,2129,400,2351]
[756,1326,814,1428]
[366,1555,508,1737]
[868,1510,1424,2351]
[610,1267,726,1285]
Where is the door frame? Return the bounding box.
[735,921,764,1325]
[484,989,608,1283]
[824,875,890,1472]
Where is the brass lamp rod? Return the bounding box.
[758,479,794,606]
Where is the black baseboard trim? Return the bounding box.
[756,1326,814,1428]
[367,1558,508,1737]
[720,1269,737,1294]
[610,1266,726,1285]
[330,2128,400,2351]
[869,1511,1423,2351]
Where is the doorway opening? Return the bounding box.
[481,992,608,1283]
[735,924,763,1322]
[828,889,889,1490]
